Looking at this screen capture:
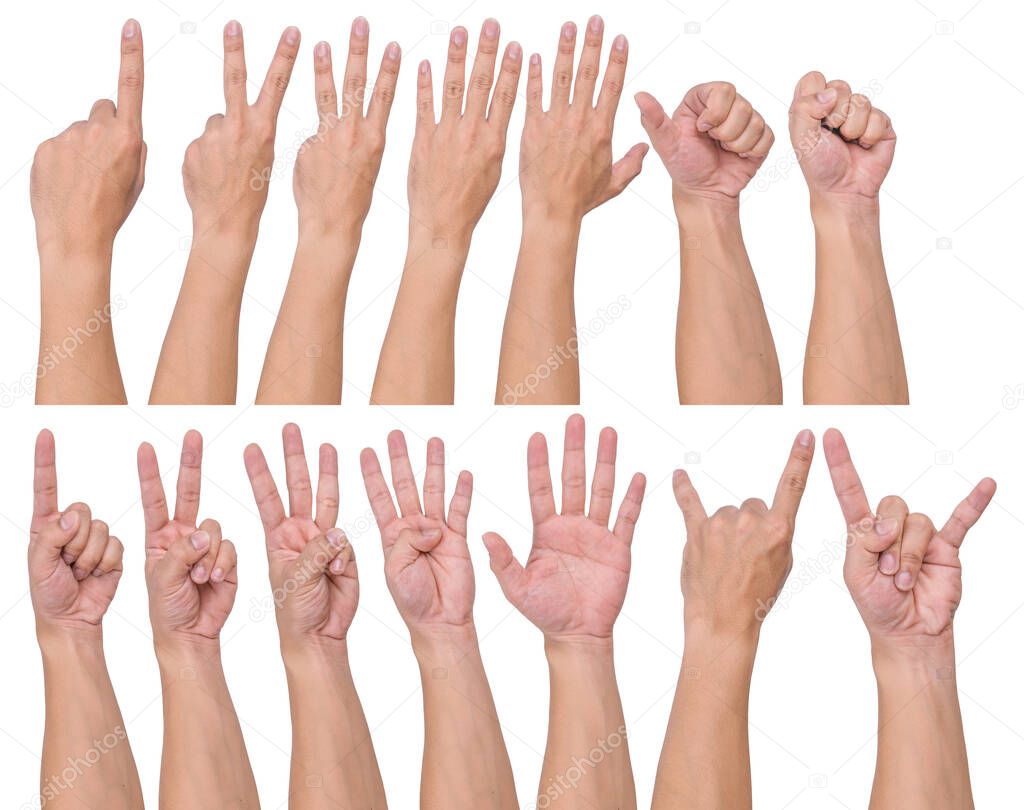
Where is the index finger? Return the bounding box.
[822,428,872,527]
[223,20,248,113]
[116,19,144,126]
[256,26,301,116]
[771,430,815,521]
[137,442,169,533]
[33,430,59,519]
[243,444,286,534]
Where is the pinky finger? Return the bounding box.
[94,536,125,577]
[745,125,775,159]
[210,539,238,585]
[612,473,646,545]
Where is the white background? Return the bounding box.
[1,0,1023,807]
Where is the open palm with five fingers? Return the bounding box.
[361,432,475,630]
[138,431,238,645]
[29,430,125,634]
[482,415,646,641]
[244,423,357,646]
[824,429,996,645]
[636,81,774,201]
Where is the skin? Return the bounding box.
[823,429,996,809]
[371,20,522,404]
[151,22,300,404]
[257,19,401,404]
[29,430,144,808]
[360,432,516,809]
[495,17,647,405]
[244,424,387,808]
[137,431,258,808]
[790,72,908,404]
[652,431,814,809]
[636,82,781,404]
[482,415,646,809]
[32,20,145,404]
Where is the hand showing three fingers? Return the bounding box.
[361,433,475,631]
[482,415,646,641]
[636,81,774,201]
[673,431,815,639]
[824,429,996,646]
[138,431,238,647]
[520,16,647,221]
[789,72,896,200]
[244,424,357,648]
[29,431,125,636]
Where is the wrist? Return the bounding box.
[281,634,350,674]
[683,620,760,660]
[673,188,741,216]
[871,631,955,679]
[521,200,585,232]
[410,622,479,660]
[810,191,880,224]
[407,218,474,256]
[544,633,614,662]
[154,631,221,666]
[37,621,104,657]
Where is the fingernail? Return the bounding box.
[507,42,522,61]
[59,511,76,531]
[530,52,541,66]
[697,120,713,132]
[191,564,207,582]
[816,88,837,103]
[482,18,499,39]
[225,20,241,38]
[284,26,300,46]
[315,41,330,61]
[879,553,897,575]
[895,571,913,590]
[191,531,209,551]
[613,34,626,51]
[330,558,345,575]
[353,16,369,37]
[562,22,576,41]
[91,568,104,577]
[452,27,467,47]
[73,567,87,581]
[327,528,346,548]
[211,567,224,582]
[123,20,138,39]
[387,41,401,60]
[875,518,898,538]
[61,552,75,564]
[589,15,604,34]
[419,59,430,75]
[797,429,813,448]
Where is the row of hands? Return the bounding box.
[32,416,992,700]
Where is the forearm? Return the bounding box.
[495,216,581,405]
[804,195,907,404]
[870,638,972,809]
[156,638,259,809]
[256,229,358,404]
[150,232,255,404]
[37,247,126,404]
[541,637,635,810]
[652,628,757,810]
[283,639,386,809]
[412,624,517,810]
[371,227,469,404]
[39,629,143,809]
[675,196,780,405]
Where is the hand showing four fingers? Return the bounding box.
[482,415,646,641]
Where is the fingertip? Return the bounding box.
[895,571,914,591]
[122,19,140,40]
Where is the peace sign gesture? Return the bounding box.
[673,431,815,638]
[482,415,646,641]
[138,431,237,646]
[823,429,996,643]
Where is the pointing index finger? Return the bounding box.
[223,20,248,113]
[771,430,814,521]
[117,19,144,127]
[33,430,59,519]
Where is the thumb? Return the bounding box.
[292,528,348,583]
[28,508,82,573]
[388,527,443,574]
[789,71,836,151]
[481,532,528,610]
[154,530,211,588]
[597,143,648,208]
[634,91,675,155]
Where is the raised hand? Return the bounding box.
[789,72,896,200]
[407,19,522,242]
[482,415,646,640]
[636,81,774,201]
[823,429,996,645]
[138,431,237,645]
[520,16,647,221]
[672,431,814,638]
[184,21,300,239]
[29,430,124,634]
[360,433,474,630]
[244,424,357,646]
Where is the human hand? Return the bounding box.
[636,81,774,203]
[30,20,145,258]
[28,431,124,638]
[244,424,357,648]
[183,21,300,240]
[360,432,474,633]
[824,429,996,651]
[519,17,647,223]
[294,18,401,237]
[673,431,814,641]
[482,415,646,641]
[138,431,237,648]
[407,19,522,244]
[789,72,896,202]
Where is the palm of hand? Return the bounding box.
[662,115,763,198]
[383,516,474,627]
[269,517,358,640]
[515,516,628,639]
[802,130,893,198]
[146,521,235,639]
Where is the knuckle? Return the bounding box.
[226,68,247,87]
[472,72,494,92]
